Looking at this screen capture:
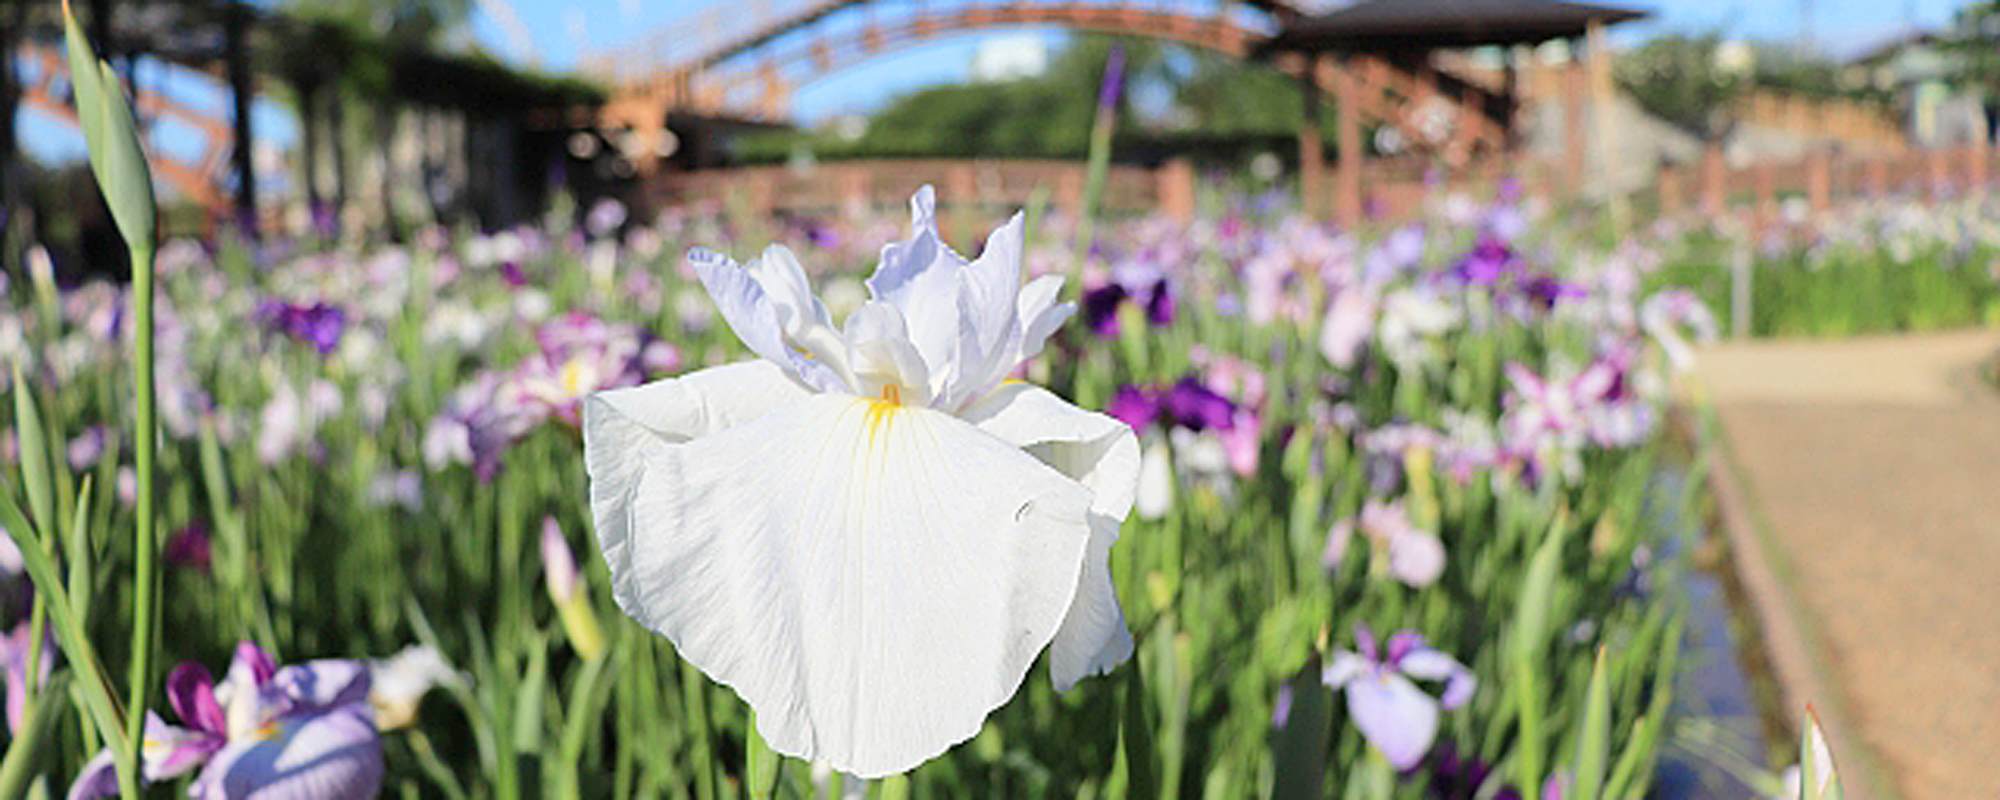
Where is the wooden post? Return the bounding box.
[1657,161,1682,216]
[1564,39,1587,199]
[1972,130,1991,198]
[225,0,258,235]
[1333,55,1363,228]
[1158,158,1195,223]
[1806,147,1830,212]
[1586,20,1625,225]
[1057,168,1083,213]
[1298,54,1325,219]
[1928,148,1950,199]
[1753,162,1775,228]
[1701,142,1726,216]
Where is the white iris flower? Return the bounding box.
[583,187,1139,777]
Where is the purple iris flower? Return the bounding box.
[1161,377,1236,432]
[68,642,383,800]
[1520,273,1586,311]
[1096,45,1126,112]
[1081,284,1128,337]
[1426,741,1497,800]
[1450,235,1518,286]
[1105,385,1161,431]
[1080,279,1175,338]
[257,301,347,355]
[500,260,529,288]
[1321,625,1476,771]
[1144,278,1176,326]
[166,521,214,574]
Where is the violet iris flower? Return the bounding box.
[166,520,214,574]
[1161,377,1235,432]
[500,260,530,288]
[1321,625,1476,771]
[1081,284,1128,337]
[256,301,347,355]
[1110,377,1239,434]
[1105,385,1161,430]
[1450,234,1518,286]
[68,642,382,800]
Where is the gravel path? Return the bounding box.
[1694,329,2000,800]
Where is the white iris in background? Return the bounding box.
[584,187,1140,778]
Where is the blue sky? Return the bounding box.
[16,0,1976,165]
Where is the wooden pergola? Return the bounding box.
[1262,0,1648,225]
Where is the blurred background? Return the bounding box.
[5,2,2000,799]
[2,0,1995,256]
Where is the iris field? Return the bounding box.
[0,18,1938,800]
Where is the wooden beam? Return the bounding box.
[1333,54,1362,228]
[1298,54,1325,219]
[1586,19,1625,226]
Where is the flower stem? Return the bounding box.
[122,243,158,800]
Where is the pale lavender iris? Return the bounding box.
[1321,625,1475,771]
[1321,499,1445,588]
[68,642,383,800]
[0,621,53,734]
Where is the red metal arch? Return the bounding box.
[16,42,232,211]
[693,4,1271,120]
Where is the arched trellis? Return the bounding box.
[592,0,1516,173]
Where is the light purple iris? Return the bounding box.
[1450,234,1517,286]
[0,621,54,734]
[1321,625,1476,771]
[68,642,382,800]
[256,301,347,355]
[1322,499,1445,588]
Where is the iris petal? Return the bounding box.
[1345,672,1439,771]
[609,392,1094,777]
[586,360,813,588]
[963,383,1141,690]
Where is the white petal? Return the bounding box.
[868,187,965,373]
[1320,651,1369,689]
[746,245,831,337]
[690,249,847,393]
[613,393,1093,777]
[1387,530,1446,588]
[963,383,1142,690]
[1136,440,1175,520]
[962,383,1138,520]
[958,212,1026,358]
[1345,672,1440,771]
[1014,275,1073,364]
[843,302,933,405]
[584,360,811,594]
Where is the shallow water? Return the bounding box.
[1649,468,1779,799]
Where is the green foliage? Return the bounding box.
[1615,33,1745,140]
[739,35,1322,163]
